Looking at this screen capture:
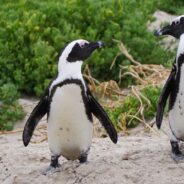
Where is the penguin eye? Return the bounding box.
[79,42,88,49]
[80,44,85,48]
[176,21,180,25]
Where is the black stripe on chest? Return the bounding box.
[48,79,93,122]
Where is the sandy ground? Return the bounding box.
[1,118,184,184]
[1,98,184,184]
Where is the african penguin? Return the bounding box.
[22,39,118,174]
[155,15,184,161]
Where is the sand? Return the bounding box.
[1,116,184,184]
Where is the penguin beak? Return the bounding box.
[97,41,105,48]
[154,25,172,36]
[89,41,105,51]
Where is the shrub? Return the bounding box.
[0,83,25,130]
[0,0,183,96]
[157,0,184,14]
[107,86,162,130]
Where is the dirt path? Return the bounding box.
[1,118,184,184]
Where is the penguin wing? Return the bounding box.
[156,65,176,129]
[87,88,118,143]
[22,91,49,146]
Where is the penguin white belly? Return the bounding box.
[48,84,93,160]
[169,64,184,140]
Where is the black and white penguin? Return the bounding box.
[22,39,118,174]
[155,15,184,161]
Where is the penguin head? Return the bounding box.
[61,39,104,62]
[154,15,184,39]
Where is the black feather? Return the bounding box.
[87,87,118,143]
[156,64,176,129]
[22,89,49,146]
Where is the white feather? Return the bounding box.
[48,39,92,159]
[48,84,93,159]
[49,39,89,93]
[169,64,184,140]
[172,15,184,25]
[177,34,184,60]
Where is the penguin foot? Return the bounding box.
[171,152,184,162]
[79,154,88,163]
[41,164,61,175]
[170,141,184,162]
[42,155,61,175]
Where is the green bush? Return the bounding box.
[107,86,162,130]
[0,83,25,130]
[0,0,183,96]
[157,0,184,14]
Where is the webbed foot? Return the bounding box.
[170,141,184,162]
[41,164,61,175]
[171,152,184,162]
[79,152,88,163]
[42,155,61,175]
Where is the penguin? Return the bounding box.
[155,15,184,161]
[22,39,118,174]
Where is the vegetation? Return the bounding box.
[0,0,183,96]
[158,0,184,15]
[0,83,25,130]
[0,0,184,130]
[107,86,162,130]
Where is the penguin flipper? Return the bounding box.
[22,95,48,146]
[156,65,176,129]
[87,89,118,144]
